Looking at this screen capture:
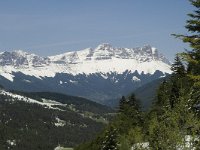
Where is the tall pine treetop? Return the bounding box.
[171,54,185,77]
[173,0,200,78]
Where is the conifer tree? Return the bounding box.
[155,80,171,111]
[173,0,200,113]
[101,126,119,150]
[171,54,185,78]
[173,0,200,79]
[119,96,126,113]
[169,83,178,109]
[169,55,186,108]
[126,93,143,125]
[127,93,140,111]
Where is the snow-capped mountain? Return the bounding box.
[0,50,50,67]
[0,44,171,105]
[49,43,170,75]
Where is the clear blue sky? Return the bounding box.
[0,0,193,61]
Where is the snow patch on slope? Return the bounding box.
[0,89,66,111]
[7,140,16,146]
[0,72,14,81]
[132,76,140,82]
[54,116,66,127]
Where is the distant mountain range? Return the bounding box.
[0,43,172,105]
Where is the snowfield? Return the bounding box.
[0,44,172,81]
[0,89,67,111]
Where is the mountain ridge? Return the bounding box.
[0,43,171,81]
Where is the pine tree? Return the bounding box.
[119,96,126,113]
[126,93,143,126]
[155,80,171,112]
[101,126,119,150]
[169,55,186,109]
[171,54,185,78]
[173,0,200,79]
[127,93,140,111]
[173,0,200,114]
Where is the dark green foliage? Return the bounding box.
[154,80,171,111]
[146,51,199,148]
[0,90,114,150]
[173,0,200,113]
[173,0,200,76]
[118,136,130,150]
[119,96,126,112]
[115,94,143,135]
[75,93,144,150]
[101,126,119,150]
[127,94,140,110]
[171,54,185,78]
[169,55,187,109]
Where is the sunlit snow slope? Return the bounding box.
[0,43,171,81]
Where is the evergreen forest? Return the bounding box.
[75,0,200,149]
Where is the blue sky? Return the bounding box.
[0,0,193,60]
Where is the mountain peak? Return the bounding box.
[13,50,29,55]
[0,50,49,67]
[141,45,158,56]
[95,43,113,51]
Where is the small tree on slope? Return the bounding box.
[101,126,119,150]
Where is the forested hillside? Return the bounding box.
[0,87,114,150]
